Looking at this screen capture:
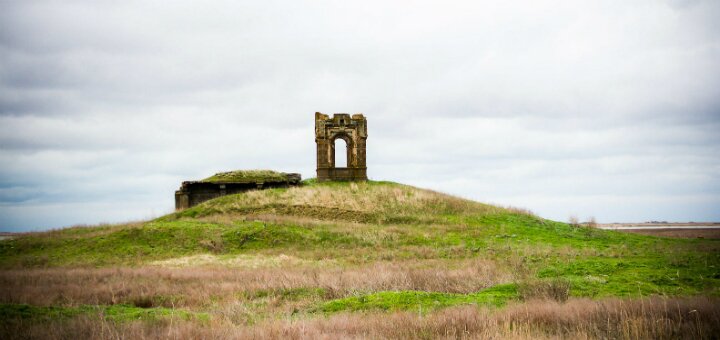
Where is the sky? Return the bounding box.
[1,0,719,231]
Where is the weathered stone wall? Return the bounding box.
[175,173,301,210]
[315,112,368,181]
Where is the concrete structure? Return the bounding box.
[175,172,301,210]
[315,112,368,181]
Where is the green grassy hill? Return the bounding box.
[1,180,719,338]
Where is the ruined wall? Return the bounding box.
[174,173,301,210]
[315,112,368,181]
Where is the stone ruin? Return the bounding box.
[174,112,368,210]
[175,171,301,210]
[315,112,368,181]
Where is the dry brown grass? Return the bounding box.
[518,279,571,302]
[0,259,509,309]
[195,182,511,222]
[2,297,718,339]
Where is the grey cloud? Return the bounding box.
[0,0,719,229]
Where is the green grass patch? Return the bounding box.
[319,284,518,313]
[538,254,720,297]
[0,220,375,267]
[0,303,208,323]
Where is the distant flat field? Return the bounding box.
[596,223,720,239]
[598,222,720,228]
[617,228,720,239]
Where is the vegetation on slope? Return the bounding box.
[0,180,718,338]
[201,170,292,183]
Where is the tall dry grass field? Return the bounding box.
[0,260,508,308]
[1,296,718,339]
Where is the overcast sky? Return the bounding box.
[1,0,719,231]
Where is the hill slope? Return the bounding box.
[0,180,719,338]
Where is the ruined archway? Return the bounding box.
[315,112,367,181]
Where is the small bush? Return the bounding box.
[568,216,579,228]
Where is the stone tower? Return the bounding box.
[315,112,368,181]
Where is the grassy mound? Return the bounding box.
[0,180,718,336]
[171,180,511,224]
